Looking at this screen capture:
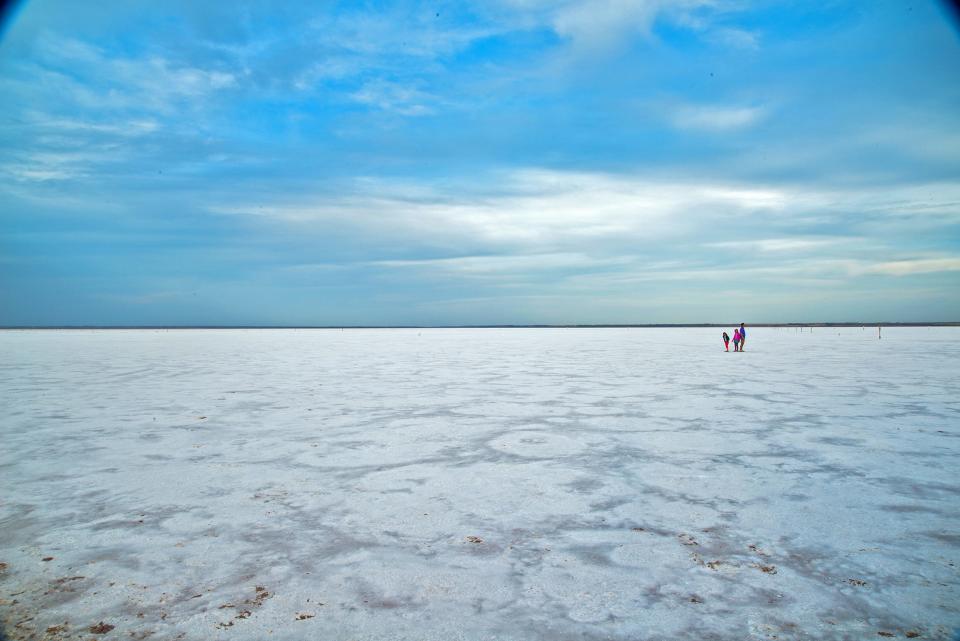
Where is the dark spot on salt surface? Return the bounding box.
[752,563,777,574]
[846,578,867,586]
[245,585,271,607]
[881,504,943,515]
[466,536,483,543]
[678,533,699,546]
[42,556,53,561]
[89,621,114,634]
[815,436,863,447]
[905,631,921,638]
[877,632,895,638]
[921,530,960,546]
[748,544,769,555]
[295,612,314,620]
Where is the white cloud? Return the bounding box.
[211,170,960,255]
[21,36,237,115]
[108,57,236,110]
[308,11,495,60]
[0,149,124,183]
[211,169,793,250]
[863,258,960,276]
[498,0,738,53]
[707,238,849,253]
[207,168,960,295]
[294,57,365,90]
[26,114,159,137]
[551,0,667,48]
[707,27,760,50]
[1,166,75,182]
[287,11,499,93]
[671,104,766,131]
[350,80,437,116]
[372,252,633,274]
[0,36,244,186]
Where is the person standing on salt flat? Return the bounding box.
[739,323,747,351]
[722,331,730,351]
[732,328,741,351]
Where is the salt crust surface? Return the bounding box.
[0,327,958,640]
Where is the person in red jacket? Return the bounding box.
[722,331,730,351]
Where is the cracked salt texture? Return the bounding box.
[0,327,958,640]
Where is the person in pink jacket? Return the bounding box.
[732,328,741,351]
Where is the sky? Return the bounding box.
[1,0,959,326]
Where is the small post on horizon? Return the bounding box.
[878,326,881,340]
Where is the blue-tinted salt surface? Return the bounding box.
[0,328,958,640]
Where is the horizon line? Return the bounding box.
[2,322,959,330]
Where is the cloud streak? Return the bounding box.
[864,258,960,276]
[671,104,766,131]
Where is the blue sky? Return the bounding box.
[1,0,959,325]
